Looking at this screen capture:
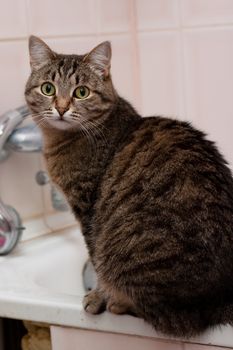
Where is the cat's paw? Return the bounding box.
[107,298,138,316]
[107,301,129,314]
[82,289,106,314]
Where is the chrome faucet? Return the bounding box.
[0,198,23,255]
[0,106,68,255]
[0,105,42,161]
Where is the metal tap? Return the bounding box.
[0,105,42,161]
[0,198,23,255]
[0,106,68,254]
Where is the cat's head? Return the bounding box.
[25,36,117,131]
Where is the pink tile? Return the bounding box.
[183,28,233,169]
[27,0,97,37]
[0,40,30,115]
[97,0,131,33]
[46,36,98,55]
[136,0,179,30]
[181,0,233,26]
[138,31,184,117]
[100,34,139,110]
[0,0,27,39]
[0,153,44,220]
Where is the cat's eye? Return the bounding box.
[74,86,90,99]
[41,82,56,96]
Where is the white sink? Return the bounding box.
[0,225,233,347]
[0,225,88,321]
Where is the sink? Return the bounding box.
[0,224,233,348]
[0,225,89,321]
[34,230,88,295]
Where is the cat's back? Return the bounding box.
[97,115,233,211]
[94,114,233,266]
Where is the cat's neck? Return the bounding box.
[41,97,141,221]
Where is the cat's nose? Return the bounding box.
[55,97,70,117]
[56,106,69,117]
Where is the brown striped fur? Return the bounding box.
[25,36,233,337]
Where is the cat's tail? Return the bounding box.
[207,300,233,327]
[137,299,233,338]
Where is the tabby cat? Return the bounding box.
[25,36,233,337]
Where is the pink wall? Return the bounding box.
[1,0,233,223]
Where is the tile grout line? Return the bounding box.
[24,0,30,37]
[0,31,130,43]
[128,0,143,113]
[1,23,233,44]
[177,0,188,121]
[136,22,233,32]
[93,0,100,43]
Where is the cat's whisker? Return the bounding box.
[70,113,107,147]
[36,116,50,128]
[74,116,101,152]
[77,121,97,151]
[82,121,108,150]
[22,115,33,121]
[84,119,108,147]
[69,116,98,154]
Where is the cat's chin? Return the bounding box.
[46,119,78,131]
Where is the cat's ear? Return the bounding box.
[83,41,111,78]
[29,35,56,70]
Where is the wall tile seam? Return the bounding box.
[137,23,233,33]
[177,0,188,120]
[24,0,30,37]
[129,0,142,111]
[2,22,233,44]
[0,31,133,43]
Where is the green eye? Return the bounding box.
[41,82,56,96]
[74,86,90,99]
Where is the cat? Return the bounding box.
[25,35,233,338]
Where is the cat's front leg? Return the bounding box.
[82,289,106,314]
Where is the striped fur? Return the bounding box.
[25,36,233,337]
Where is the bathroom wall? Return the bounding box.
[1,0,233,230]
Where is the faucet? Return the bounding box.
[0,106,68,255]
[0,105,42,160]
[0,198,23,255]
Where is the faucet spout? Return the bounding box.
[0,105,30,161]
[7,123,43,152]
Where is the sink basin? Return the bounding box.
[34,229,87,295]
[0,225,88,320]
[0,224,233,347]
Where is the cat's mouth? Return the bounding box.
[48,117,73,130]
[47,113,84,130]
[35,109,83,131]
[54,116,69,122]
